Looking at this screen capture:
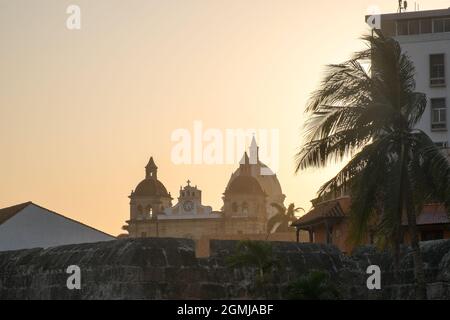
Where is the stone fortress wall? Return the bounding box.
[0,238,449,299]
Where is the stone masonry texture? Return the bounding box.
[0,238,449,299]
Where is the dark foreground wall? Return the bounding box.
[0,238,449,300]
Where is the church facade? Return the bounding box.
[122,138,287,240]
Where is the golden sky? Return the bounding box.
[1,0,448,235]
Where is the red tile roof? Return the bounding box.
[293,198,449,228]
[402,204,449,226]
[292,197,351,227]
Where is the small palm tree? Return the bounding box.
[286,270,340,300]
[227,240,279,298]
[267,203,304,235]
[296,31,449,299]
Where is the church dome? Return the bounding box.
[223,137,286,219]
[225,137,284,199]
[225,175,265,196]
[134,178,170,197]
[227,161,283,197]
[132,157,171,198]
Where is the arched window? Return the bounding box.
[137,205,143,220]
[232,202,238,213]
[144,205,152,219]
[242,202,249,215]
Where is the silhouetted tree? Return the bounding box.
[296,31,449,299]
[266,203,304,237]
[286,270,340,300]
[227,240,279,298]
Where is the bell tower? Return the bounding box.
[145,157,158,179]
[123,156,173,237]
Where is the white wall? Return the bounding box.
[395,32,450,145]
[0,204,115,252]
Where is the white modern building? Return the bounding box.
[0,202,115,252]
[376,8,450,153]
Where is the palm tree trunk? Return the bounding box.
[399,143,426,299]
[393,232,401,282]
[406,206,427,299]
[258,267,269,299]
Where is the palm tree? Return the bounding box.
[286,270,340,300]
[227,240,280,298]
[267,203,304,235]
[295,31,449,299]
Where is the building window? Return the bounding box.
[409,20,420,35]
[232,202,238,213]
[420,19,432,34]
[137,205,144,220]
[430,54,445,86]
[431,98,447,131]
[395,18,450,36]
[144,205,152,219]
[433,18,450,33]
[434,19,444,33]
[397,20,409,35]
[395,19,431,35]
[242,202,249,215]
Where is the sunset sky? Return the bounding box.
[1,0,448,235]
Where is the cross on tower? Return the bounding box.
[186,179,191,186]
